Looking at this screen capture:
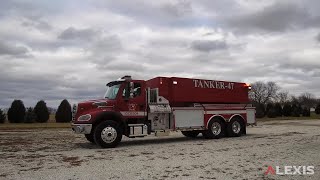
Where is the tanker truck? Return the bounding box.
[71,76,255,148]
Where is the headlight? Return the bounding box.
[77,114,91,121]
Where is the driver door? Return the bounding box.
[118,80,146,118]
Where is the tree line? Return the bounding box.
[250,81,320,118]
[1,81,320,123]
[0,99,72,123]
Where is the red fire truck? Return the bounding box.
[72,76,255,148]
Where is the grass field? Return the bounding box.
[0,114,70,130]
[257,112,320,121]
[0,122,70,130]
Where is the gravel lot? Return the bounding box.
[1,119,320,180]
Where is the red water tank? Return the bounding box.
[146,77,250,106]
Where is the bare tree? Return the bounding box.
[276,91,289,105]
[299,93,317,109]
[249,81,280,105]
[291,95,299,104]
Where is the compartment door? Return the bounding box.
[246,108,256,124]
[174,110,204,128]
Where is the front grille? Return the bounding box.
[72,104,78,122]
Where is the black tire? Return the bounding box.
[85,133,95,143]
[94,120,123,148]
[227,118,244,137]
[181,131,199,138]
[202,118,225,139]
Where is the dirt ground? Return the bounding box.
[1,119,320,180]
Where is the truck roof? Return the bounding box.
[148,76,246,84]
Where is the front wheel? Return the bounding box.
[94,120,123,148]
[181,131,199,138]
[203,118,225,139]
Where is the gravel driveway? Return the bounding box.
[1,119,320,180]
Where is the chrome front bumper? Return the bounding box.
[71,124,92,134]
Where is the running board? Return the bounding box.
[128,124,148,138]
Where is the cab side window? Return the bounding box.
[122,82,141,98]
[133,83,141,97]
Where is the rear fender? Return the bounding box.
[206,115,226,129]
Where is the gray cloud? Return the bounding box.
[225,2,311,32]
[89,35,123,68]
[279,62,320,72]
[91,35,122,53]
[0,0,320,108]
[0,42,29,56]
[0,63,105,108]
[58,27,97,41]
[191,40,227,52]
[0,0,68,19]
[98,0,195,27]
[162,0,192,17]
[100,61,145,72]
[317,33,320,42]
[21,20,52,31]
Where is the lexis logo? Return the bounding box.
[265,166,314,175]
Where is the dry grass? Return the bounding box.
[0,123,70,130]
[48,114,56,122]
[257,112,320,121]
[0,114,71,129]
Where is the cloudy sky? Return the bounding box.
[1,0,320,108]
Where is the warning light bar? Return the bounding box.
[245,83,252,90]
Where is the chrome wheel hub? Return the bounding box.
[211,122,221,135]
[101,127,117,143]
[232,121,241,134]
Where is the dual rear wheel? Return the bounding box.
[227,118,243,137]
[202,117,244,139]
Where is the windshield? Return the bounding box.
[104,83,121,99]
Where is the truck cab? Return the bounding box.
[72,76,255,148]
[72,76,149,147]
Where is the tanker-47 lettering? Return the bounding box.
[193,79,234,90]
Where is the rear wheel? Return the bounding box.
[227,118,244,137]
[84,133,95,143]
[181,131,199,138]
[203,118,225,139]
[94,120,123,148]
